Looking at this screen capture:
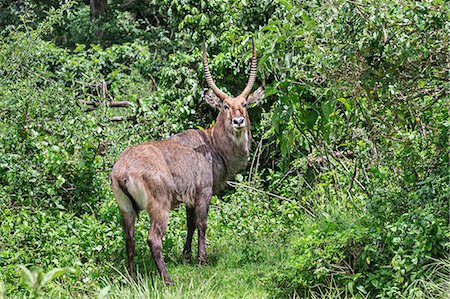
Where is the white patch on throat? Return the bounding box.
[232,129,249,153]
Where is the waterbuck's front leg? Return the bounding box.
[195,190,212,265]
[183,206,196,262]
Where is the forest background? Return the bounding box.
[0,0,448,298]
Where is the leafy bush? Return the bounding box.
[19,265,75,298]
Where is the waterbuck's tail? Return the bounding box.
[111,176,140,217]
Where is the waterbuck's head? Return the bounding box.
[202,40,265,135]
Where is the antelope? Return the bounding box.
[110,40,265,285]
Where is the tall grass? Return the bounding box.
[100,261,272,299]
[103,271,223,299]
[401,258,450,299]
[302,257,450,299]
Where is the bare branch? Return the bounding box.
[227,181,316,218]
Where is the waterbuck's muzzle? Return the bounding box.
[232,117,245,130]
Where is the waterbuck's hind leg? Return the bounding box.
[111,179,138,279]
[123,211,137,279]
[147,209,173,285]
[183,206,196,262]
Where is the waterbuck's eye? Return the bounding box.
[243,103,247,108]
[223,103,230,110]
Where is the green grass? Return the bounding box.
[102,261,274,299]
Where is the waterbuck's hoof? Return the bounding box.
[183,254,192,263]
[197,257,207,266]
[163,276,174,286]
[183,256,192,264]
[127,267,136,281]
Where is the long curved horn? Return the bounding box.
[239,38,257,98]
[202,44,228,100]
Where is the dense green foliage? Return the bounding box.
[0,1,448,298]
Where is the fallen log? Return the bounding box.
[80,100,132,108]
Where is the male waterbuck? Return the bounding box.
[110,40,265,285]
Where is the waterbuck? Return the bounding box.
[110,40,265,285]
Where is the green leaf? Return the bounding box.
[97,286,110,299]
[348,280,354,295]
[281,139,289,157]
[304,110,318,129]
[18,265,36,289]
[323,125,331,143]
[321,100,335,121]
[337,97,351,111]
[41,267,75,288]
[261,24,279,32]
[264,86,278,97]
[235,173,243,182]
[356,285,367,294]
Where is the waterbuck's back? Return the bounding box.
[111,129,218,213]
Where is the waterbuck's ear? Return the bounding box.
[247,86,265,107]
[203,89,222,109]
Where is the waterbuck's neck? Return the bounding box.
[207,110,251,185]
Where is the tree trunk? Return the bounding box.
[90,0,107,19]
